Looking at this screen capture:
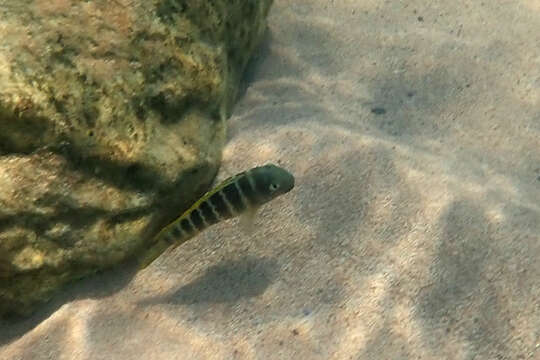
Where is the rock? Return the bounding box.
[0,0,273,317]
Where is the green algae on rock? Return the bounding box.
[0,0,273,317]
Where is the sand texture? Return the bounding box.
[1,1,539,359]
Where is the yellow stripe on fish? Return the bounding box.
[138,164,295,269]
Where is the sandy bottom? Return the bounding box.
[1,1,539,359]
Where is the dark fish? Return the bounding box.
[138,164,295,269]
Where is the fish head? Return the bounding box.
[252,164,295,203]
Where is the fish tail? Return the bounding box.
[138,211,199,269]
[138,237,173,269]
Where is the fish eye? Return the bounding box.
[269,183,279,191]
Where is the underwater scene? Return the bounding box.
[1,0,539,359]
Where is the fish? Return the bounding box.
[138,163,295,269]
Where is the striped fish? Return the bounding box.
[138,164,295,269]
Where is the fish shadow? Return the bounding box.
[139,256,279,306]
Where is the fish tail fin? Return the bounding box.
[138,238,172,270]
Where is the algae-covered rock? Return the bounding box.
[0,0,273,317]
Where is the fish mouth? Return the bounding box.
[282,171,295,192]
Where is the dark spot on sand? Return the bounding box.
[371,107,386,115]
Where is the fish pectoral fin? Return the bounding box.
[239,206,259,234]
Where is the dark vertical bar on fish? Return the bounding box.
[221,182,247,213]
[208,191,233,219]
